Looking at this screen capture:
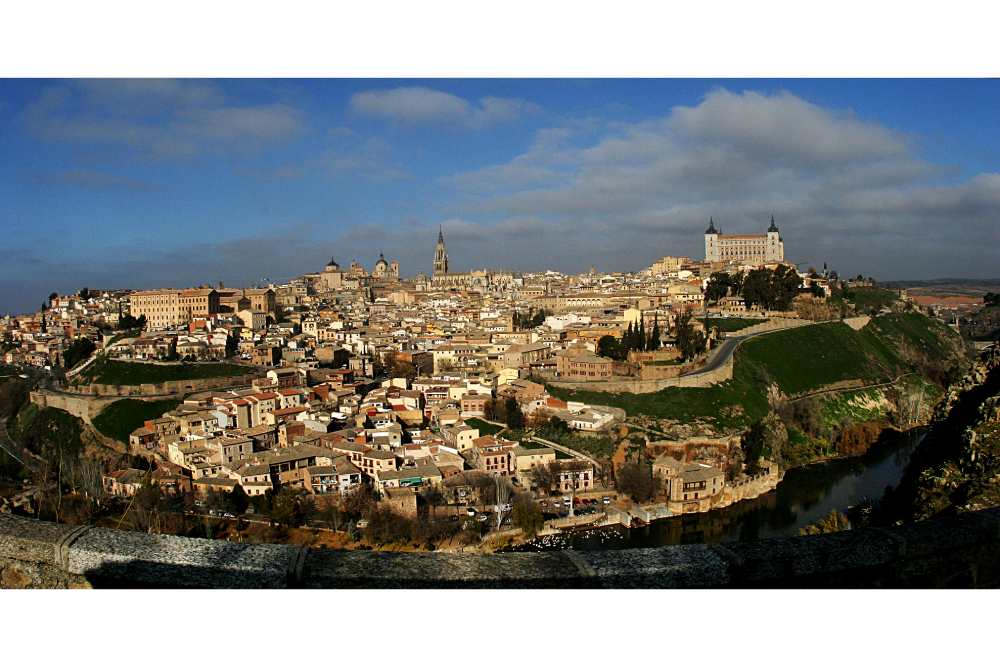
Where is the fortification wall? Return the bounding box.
[550,355,733,394]
[639,359,704,380]
[28,391,130,425]
[843,316,872,331]
[64,372,262,397]
[628,349,682,364]
[716,466,781,509]
[6,509,1000,588]
[729,317,810,337]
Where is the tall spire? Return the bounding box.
[767,215,779,233]
[438,225,444,243]
[705,216,718,234]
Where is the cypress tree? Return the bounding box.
[650,316,660,351]
[638,318,647,352]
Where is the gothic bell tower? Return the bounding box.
[433,226,449,277]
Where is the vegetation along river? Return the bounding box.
[512,428,923,552]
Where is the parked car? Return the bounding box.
[603,497,611,505]
[450,515,460,521]
[466,507,476,516]
[552,501,561,508]
[540,501,548,508]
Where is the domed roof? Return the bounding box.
[326,257,339,269]
[375,251,388,268]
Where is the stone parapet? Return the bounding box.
[5,508,1000,588]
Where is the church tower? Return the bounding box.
[433,226,449,277]
[704,217,720,263]
[765,215,783,262]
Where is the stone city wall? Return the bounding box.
[550,355,733,394]
[71,372,263,397]
[728,317,810,337]
[716,466,782,509]
[639,359,704,381]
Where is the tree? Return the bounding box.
[62,337,96,370]
[270,487,304,527]
[648,317,661,351]
[79,287,90,301]
[597,335,624,361]
[741,420,768,476]
[531,461,561,495]
[615,462,659,503]
[504,396,525,430]
[421,484,446,517]
[798,510,851,536]
[483,396,507,422]
[512,501,544,539]
[704,272,732,302]
[314,495,342,530]
[493,477,513,529]
[672,310,707,361]
[392,361,417,382]
[342,483,376,517]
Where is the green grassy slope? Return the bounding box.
[464,417,505,436]
[92,397,184,443]
[549,312,963,433]
[739,320,908,396]
[74,358,250,386]
[699,317,769,332]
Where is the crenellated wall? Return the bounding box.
[4,508,1000,588]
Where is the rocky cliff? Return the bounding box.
[875,347,1000,524]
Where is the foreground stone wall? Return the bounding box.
[5,508,1000,588]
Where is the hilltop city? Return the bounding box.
[0,217,990,552]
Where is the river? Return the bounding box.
[511,428,923,552]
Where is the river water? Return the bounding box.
[511,429,923,552]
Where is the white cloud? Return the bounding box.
[349,86,541,129]
[21,79,308,160]
[669,88,914,166]
[434,88,1000,278]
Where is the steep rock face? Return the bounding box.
[876,348,1000,524]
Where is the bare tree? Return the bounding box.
[421,484,446,518]
[494,476,512,529]
[616,462,660,503]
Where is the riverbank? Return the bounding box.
[510,427,923,552]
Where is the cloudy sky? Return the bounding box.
[1,78,997,316]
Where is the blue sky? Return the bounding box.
[1,78,998,316]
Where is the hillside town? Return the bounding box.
[0,220,958,546]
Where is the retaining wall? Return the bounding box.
[550,355,733,394]
[6,508,1000,587]
[66,372,263,397]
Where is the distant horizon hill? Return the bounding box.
[885,278,1000,299]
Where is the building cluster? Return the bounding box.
[0,221,839,517]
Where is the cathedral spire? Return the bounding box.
[767,215,779,233]
[438,225,444,244]
[705,216,718,234]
